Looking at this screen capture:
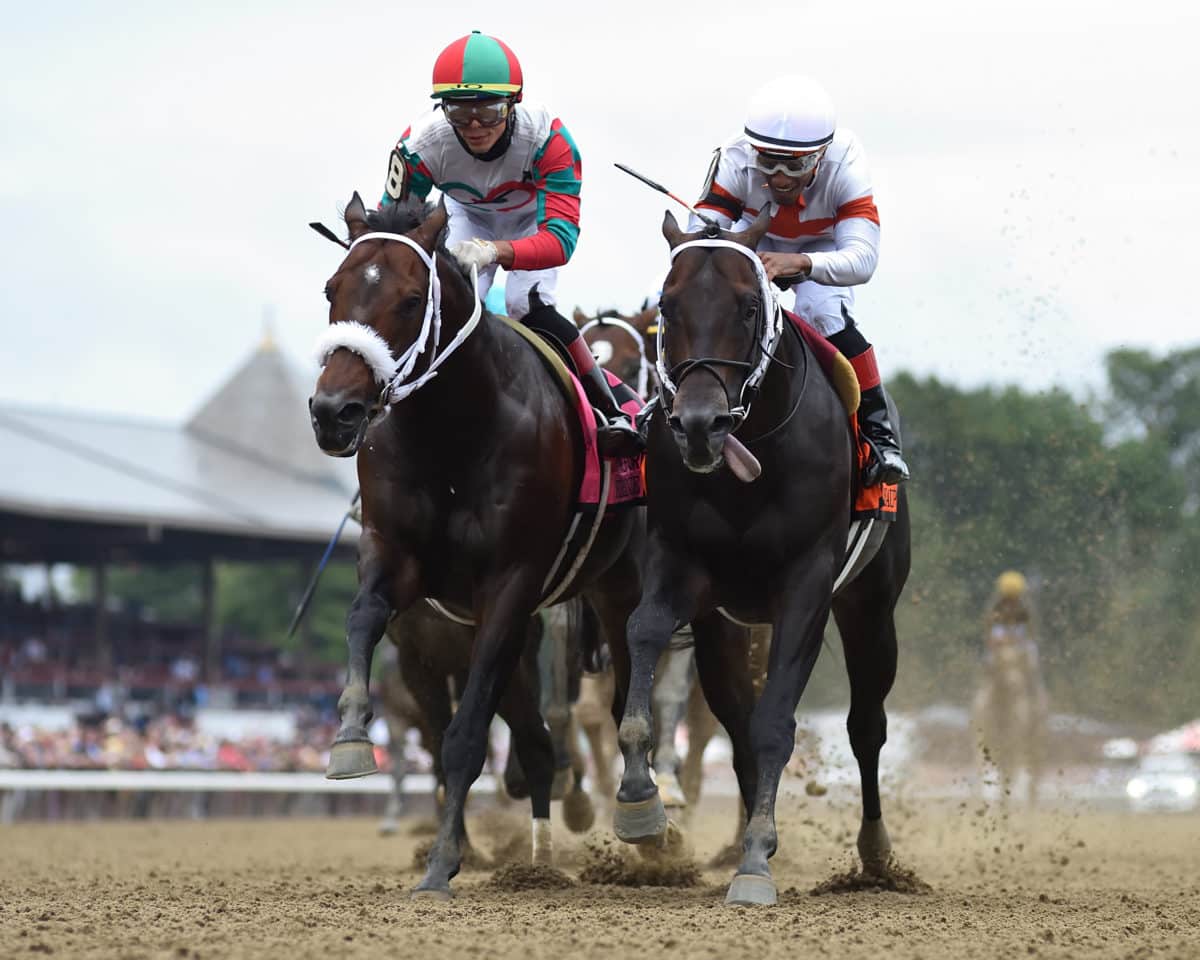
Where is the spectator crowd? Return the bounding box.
[0,712,358,774]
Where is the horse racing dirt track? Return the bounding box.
[2,798,1196,959]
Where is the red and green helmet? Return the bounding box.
[431,31,523,101]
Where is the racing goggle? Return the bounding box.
[754,149,823,178]
[441,98,512,129]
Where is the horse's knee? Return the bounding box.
[749,711,795,763]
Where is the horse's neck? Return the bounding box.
[380,263,507,459]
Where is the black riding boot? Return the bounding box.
[522,291,643,458]
[858,384,910,486]
[579,364,645,458]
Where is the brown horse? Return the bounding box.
[575,305,658,398]
[308,194,643,899]
[613,212,912,906]
[374,603,597,837]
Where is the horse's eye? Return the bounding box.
[745,300,759,320]
[399,295,423,315]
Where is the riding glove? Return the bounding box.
[449,238,498,270]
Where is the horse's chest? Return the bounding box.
[677,496,801,570]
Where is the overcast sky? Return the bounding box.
[2,0,1197,423]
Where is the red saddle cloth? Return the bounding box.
[784,310,898,523]
[572,369,646,509]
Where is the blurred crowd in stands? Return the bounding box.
[0,711,357,773]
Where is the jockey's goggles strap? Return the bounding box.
[580,316,649,398]
[441,99,511,129]
[658,239,782,412]
[754,149,821,177]
[315,231,482,404]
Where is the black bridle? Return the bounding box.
[654,239,784,430]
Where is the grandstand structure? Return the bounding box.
[0,332,358,700]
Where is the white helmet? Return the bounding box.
[744,75,836,153]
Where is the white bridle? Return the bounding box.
[656,238,783,420]
[312,231,482,405]
[579,315,651,398]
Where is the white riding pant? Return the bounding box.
[444,196,559,319]
[758,234,857,336]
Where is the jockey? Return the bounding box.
[688,75,909,485]
[985,570,1040,669]
[379,30,641,456]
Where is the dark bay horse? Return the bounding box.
[308,194,643,898]
[613,211,911,906]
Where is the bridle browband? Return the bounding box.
[312,230,482,409]
[579,314,650,398]
[655,239,784,428]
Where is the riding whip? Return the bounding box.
[287,489,360,638]
[613,163,717,227]
[309,221,350,250]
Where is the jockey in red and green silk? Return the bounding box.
[380,31,641,456]
[690,75,909,485]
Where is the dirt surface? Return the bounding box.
[2,798,1198,959]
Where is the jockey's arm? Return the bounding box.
[690,146,744,231]
[762,196,880,286]
[380,132,436,207]
[805,198,880,286]
[503,119,581,272]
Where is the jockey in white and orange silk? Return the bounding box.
[688,75,909,485]
[380,30,641,455]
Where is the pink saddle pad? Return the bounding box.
[572,370,645,508]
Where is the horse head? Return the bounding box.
[578,305,658,397]
[657,209,773,472]
[309,192,468,456]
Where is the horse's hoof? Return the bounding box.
[562,788,597,833]
[551,767,572,801]
[613,794,667,845]
[410,886,453,902]
[725,873,777,907]
[857,817,893,876]
[656,771,688,810]
[325,740,378,780]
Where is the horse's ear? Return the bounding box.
[728,208,772,251]
[662,210,687,249]
[411,199,448,254]
[345,191,370,241]
[572,306,588,326]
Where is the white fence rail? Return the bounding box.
[0,770,500,794]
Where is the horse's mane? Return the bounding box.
[364,198,429,235]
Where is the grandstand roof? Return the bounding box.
[0,334,359,562]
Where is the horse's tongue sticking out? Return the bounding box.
[723,435,762,483]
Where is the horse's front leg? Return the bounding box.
[727,551,836,907]
[414,572,544,899]
[327,535,420,779]
[614,537,705,844]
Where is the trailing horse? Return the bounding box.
[612,211,911,906]
[308,194,644,898]
[374,602,598,838]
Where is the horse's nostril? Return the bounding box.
[337,402,366,426]
[711,414,735,435]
